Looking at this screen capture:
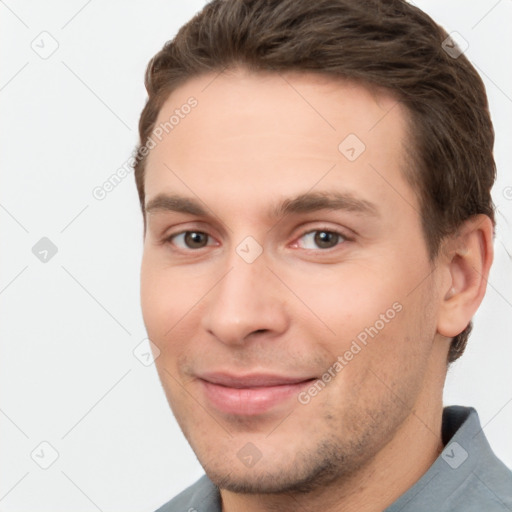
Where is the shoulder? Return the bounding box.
[154,475,220,512]
[456,437,512,510]
[444,458,512,511]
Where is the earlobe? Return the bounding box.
[437,215,494,338]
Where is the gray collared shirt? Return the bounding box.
[155,406,512,511]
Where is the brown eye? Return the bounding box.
[297,230,345,250]
[184,232,209,248]
[314,231,340,249]
[170,231,212,249]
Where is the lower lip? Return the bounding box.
[200,379,313,416]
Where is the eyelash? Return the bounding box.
[164,227,352,252]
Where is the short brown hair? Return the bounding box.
[133,0,496,362]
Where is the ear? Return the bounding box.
[437,214,494,338]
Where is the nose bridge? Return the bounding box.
[202,247,288,345]
[220,232,270,302]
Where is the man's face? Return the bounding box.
[141,69,444,493]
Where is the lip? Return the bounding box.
[198,372,316,416]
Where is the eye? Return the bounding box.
[169,231,214,250]
[296,230,346,250]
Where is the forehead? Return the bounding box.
[144,68,417,222]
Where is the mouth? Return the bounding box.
[197,372,317,416]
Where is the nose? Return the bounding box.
[200,253,290,346]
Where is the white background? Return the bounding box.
[1,1,511,511]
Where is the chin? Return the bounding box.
[206,467,326,495]
[200,443,362,496]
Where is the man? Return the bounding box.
[133,1,512,510]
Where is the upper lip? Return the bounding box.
[198,372,316,388]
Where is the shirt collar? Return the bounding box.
[385,405,491,511]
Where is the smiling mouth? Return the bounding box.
[198,373,317,415]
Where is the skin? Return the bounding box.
[140,68,493,512]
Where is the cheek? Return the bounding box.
[140,259,165,337]
[285,258,433,376]
[141,258,187,339]
[287,262,402,339]
[140,262,192,388]
[140,256,214,348]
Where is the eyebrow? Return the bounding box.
[274,191,380,218]
[145,191,379,219]
[145,195,208,216]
